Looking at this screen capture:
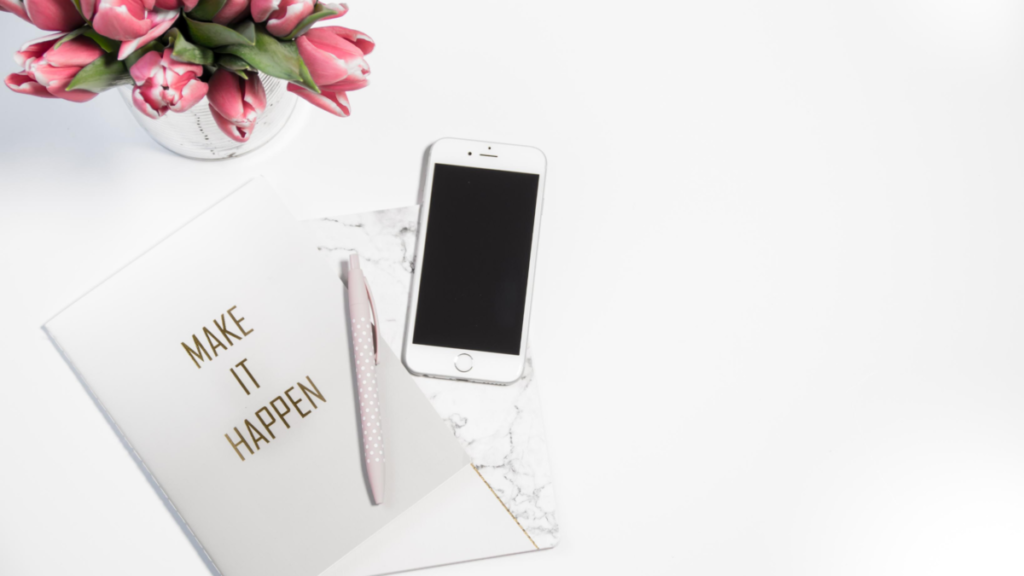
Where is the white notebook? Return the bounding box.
[43,179,471,576]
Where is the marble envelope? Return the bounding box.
[305,205,559,572]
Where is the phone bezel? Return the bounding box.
[402,138,546,384]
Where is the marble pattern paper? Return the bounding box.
[305,207,560,549]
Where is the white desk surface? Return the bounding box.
[3,2,1024,575]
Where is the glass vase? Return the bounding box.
[118,73,297,160]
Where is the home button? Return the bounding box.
[454,353,473,372]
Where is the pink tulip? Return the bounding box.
[207,69,266,143]
[4,35,105,102]
[295,26,372,91]
[251,0,311,37]
[89,0,179,61]
[0,0,32,23]
[289,26,372,117]
[247,0,272,21]
[129,48,209,119]
[212,0,248,25]
[153,0,197,10]
[89,0,150,39]
[287,83,350,117]
[23,0,83,30]
[252,0,346,22]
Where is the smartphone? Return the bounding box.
[402,138,546,384]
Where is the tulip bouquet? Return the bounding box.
[1,0,373,142]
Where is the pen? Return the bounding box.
[348,253,384,504]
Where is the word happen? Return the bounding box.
[224,376,326,462]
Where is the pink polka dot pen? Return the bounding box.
[348,253,384,504]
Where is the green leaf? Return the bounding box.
[187,0,227,22]
[233,20,256,44]
[216,54,254,79]
[123,40,164,70]
[281,3,340,41]
[217,55,250,79]
[53,28,85,49]
[53,28,120,54]
[185,15,256,48]
[217,54,252,70]
[66,53,131,93]
[167,28,214,65]
[83,30,120,53]
[218,28,318,92]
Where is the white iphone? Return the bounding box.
[403,138,546,384]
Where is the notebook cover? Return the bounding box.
[43,179,470,576]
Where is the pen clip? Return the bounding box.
[365,278,379,365]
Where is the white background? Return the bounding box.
[3,1,1024,574]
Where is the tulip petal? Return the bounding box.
[132,84,164,118]
[319,1,345,19]
[266,0,313,37]
[151,0,194,8]
[169,74,208,113]
[207,68,245,122]
[116,9,179,60]
[44,37,106,68]
[0,0,31,22]
[92,0,150,41]
[210,104,254,142]
[24,0,84,31]
[288,83,349,117]
[45,77,99,102]
[297,28,369,90]
[303,27,367,59]
[162,48,204,79]
[243,74,266,115]
[296,35,348,86]
[129,49,162,84]
[320,76,367,92]
[30,61,80,87]
[14,34,61,67]
[250,0,278,22]
[212,0,249,25]
[320,25,374,55]
[4,72,56,98]
[17,33,64,51]
[79,0,94,18]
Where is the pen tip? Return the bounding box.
[371,474,384,504]
[349,253,360,270]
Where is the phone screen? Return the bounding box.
[412,163,540,355]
